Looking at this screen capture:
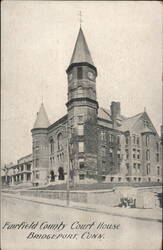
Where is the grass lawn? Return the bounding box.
[30,182,162,191]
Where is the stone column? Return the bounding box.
[23,173,26,182]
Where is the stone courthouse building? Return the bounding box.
[4,27,162,186]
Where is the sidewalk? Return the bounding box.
[2,192,162,223]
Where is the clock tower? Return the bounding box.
[66,27,98,181]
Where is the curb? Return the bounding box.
[2,193,162,223]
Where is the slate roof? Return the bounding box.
[69,27,95,66]
[98,107,126,123]
[33,103,50,129]
[98,107,112,122]
[119,112,143,132]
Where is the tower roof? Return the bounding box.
[68,27,95,68]
[33,103,50,129]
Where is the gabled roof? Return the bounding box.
[69,27,95,66]
[141,126,153,134]
[98,107,126,123]
[33,103,50,129]
[119,113,143,132]
[98,107,112,122]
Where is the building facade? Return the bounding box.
[2,27,162,187]
[2,154,32,187]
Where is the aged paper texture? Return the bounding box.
[1,1,162,250]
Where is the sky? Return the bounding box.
[1,1,162,165]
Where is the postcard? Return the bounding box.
[1,1,162,250]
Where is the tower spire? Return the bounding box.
[33,103,50,129]
[66,27,97,74]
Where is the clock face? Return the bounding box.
[87,71,94,80]
[68,73,73,81]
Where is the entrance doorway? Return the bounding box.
[50,170,55,182]
[58,167,64,180]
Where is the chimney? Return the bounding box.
[111,101,121,128]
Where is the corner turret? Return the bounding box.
[31,103,50,186]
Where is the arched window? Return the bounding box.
[133,135,136,144]
[109,134,113,143]
[156,142,159,152]
[146,164,150,175]
[146,135,150,147]
[57,133,63,150]
[101,131,106,140]
[49,138,54,154]
[146,150,150,161]
[50,170,55,182]
[157,166,160,176]
[117,136,120,145]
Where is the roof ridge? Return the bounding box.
[124,112,143,120]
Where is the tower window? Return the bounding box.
[101,131,106,140]
[79,142,84,153]
[109,134,113,143]
[78,115,84,123]
[101,146,106,157]
[79,158,84,169]
[77,67,83,79]
[77,87,83,97]
[78,124,84,136]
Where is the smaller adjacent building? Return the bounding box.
[2,154,33,187]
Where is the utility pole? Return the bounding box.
[66,123,70,206]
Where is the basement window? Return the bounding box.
[110,177,114,182]
[118,177,121,182]
[79,174,85,180]
[102,176,106,182]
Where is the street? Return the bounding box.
[1,195,162,250]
